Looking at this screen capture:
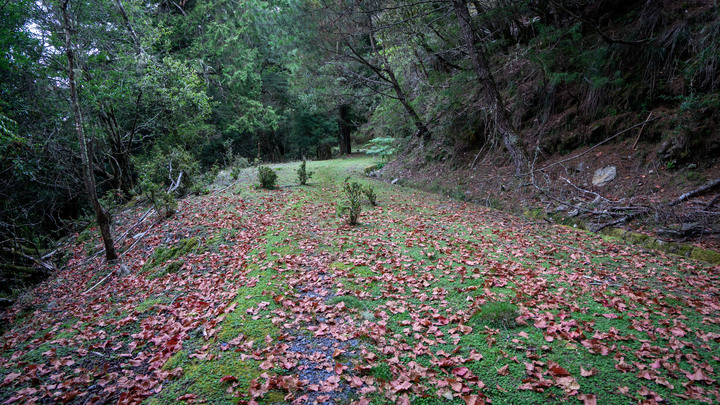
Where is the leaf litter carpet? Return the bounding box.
[1,166,719,404]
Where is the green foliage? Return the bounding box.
[290,95,339,159]
[363,185,378,206]
[296,160,314,185]
[339,177,363,225]
[137,147,200,217]
[257,166,278,190]
[365,137,397,161]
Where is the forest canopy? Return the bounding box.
[1,0,719,281]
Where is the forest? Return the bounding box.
[1,1,720,403]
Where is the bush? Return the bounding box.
[365,137,396,161]
[339,177,362,225]
[230,156,249,180]
[363,185,377,206]
[137,147,200,218]
[296,160,314,185]
[257,166,278,189]
[148,187,178,218]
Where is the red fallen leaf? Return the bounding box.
[554,376,580,392]
[617,386,630,394]
[638,386,663,402]
[447,378,463,392]
[2,371,21,385]
[497,365,509,376]
[496,383,507,392]
[685,368,714,383]
[462,394,483,405]
[176,393,197,401]
[467,350,483,361]
[452,367,470,377]
[259,358,274,370]
[220,375,238,383]
[334,363,348,375]
[654,376,673,389]
[580,367,598,377]
[578,393,597,405]
[670,327,686,337]
[390,379,412,393]
[548,363,570,377]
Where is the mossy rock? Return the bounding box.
[364,163,384,174]
[601,228,720,265]
[143,237,200,272]
[690,248,720,265]
[523,208,549,221]
[148,260,186,280]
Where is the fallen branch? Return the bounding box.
[559,176,614,203]
[632,112,653,149]
[667,177,720,207]
[591,211,647,233]
[83,264,128,295]
[1,262,47,276]
[591,177,720,232]
[1,247,57,273]
[704,194,720,210]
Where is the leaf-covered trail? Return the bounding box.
[1,157,719,404]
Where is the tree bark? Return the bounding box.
[338,104,352,155]
[451,0,528,174]
[62,0,118,262]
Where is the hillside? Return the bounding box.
[1,157,719,404]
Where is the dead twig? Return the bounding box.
[591,177,720,232]
[704,194,720,210]
[559,176,614,203]
[667,177,720,207]
[632,112,652,149]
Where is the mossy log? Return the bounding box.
[1,263,45,276]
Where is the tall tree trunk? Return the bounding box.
[368,29,431,141]
[338,104,352,154]
[62,0,118,262]
[451,0,529,174]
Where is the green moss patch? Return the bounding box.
[143,237,200,273]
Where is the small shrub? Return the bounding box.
[339,177,362,225]
[230,166,242,180]
[230,156,249,180]
[365,137,396,161]
[142,183,178,218]
[296,160,314,185]
[234,156,250,169]
[257,166,278,189]
[363,185,377,206]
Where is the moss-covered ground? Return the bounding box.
[1,156,718,404]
